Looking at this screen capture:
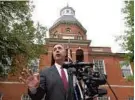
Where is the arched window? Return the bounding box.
[21,94,31,100]
[77,32,83,40]
[66,28,71,32]
[77,36,83,40]
[52,31,58,38]
[76,49,84,62]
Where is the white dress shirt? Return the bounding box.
[55,63,68,81]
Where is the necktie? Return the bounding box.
[61,68,68,91]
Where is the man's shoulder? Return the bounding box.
[40,65,55,74]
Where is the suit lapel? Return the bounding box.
[51,65,65,94]
[67,68,73,88]
[66,69,73,100]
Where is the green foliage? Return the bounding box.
[116,1,134,62]
[126,75,134,81]
[0,1,47,75]
[119,60,129,68]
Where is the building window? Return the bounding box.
[77,36,83,40]
[97,96,110,100]
[76,49,84,62]
[21,94,31,100]
[93,59,106,74]
[77,32,83,40]
[52,31,58,38]
[128,96,134,100]
[119,61,133,77]
[66,28,71,32]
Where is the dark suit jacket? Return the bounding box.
[28,65,74,100]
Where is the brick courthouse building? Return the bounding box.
[0,5,134,100]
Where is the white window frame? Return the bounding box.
[21,94,31,100]
[97,96,110,100]
[119,61,133,78]
[93,59,106,74]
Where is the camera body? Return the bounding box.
[63,61,107,99]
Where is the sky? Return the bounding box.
[32,0,126,53]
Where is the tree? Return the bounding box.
[117,1,134,62]
[0,1,47,76]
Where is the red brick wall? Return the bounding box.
[106,86,134,99]
[50,24,86,39]
[39,54,50,69]
[0,82,27,100]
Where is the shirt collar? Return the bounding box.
[55,62,62,69]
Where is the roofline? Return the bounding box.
[45,38,91,45]
[89,52,125,57]
[90,46,111,48]
[49,21,87,33]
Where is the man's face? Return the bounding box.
[53,44,66,62]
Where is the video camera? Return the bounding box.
[63,48,107,100]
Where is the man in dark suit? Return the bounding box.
[19,44,74,100]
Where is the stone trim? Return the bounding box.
[0,81,24,84]
[45,38,91,44]
[101,85,134,88]
[89,53,125,57]
[48,51,88,54]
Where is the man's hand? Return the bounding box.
[19,68,40,89]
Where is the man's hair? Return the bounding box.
[51,44,66,66]
[51,54,55,66]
